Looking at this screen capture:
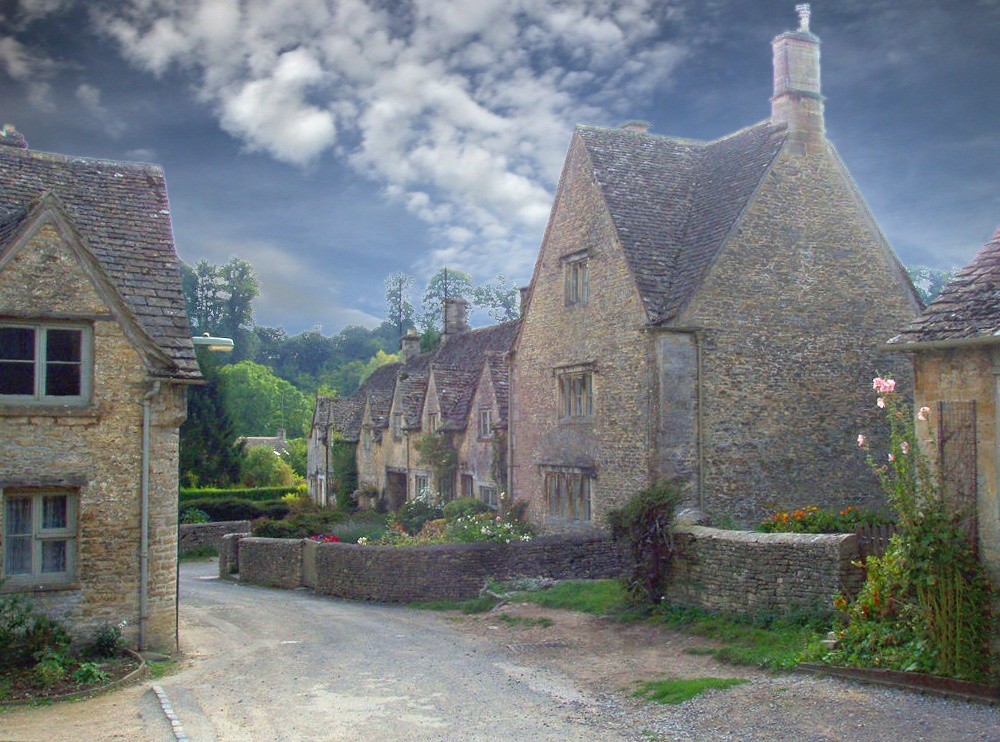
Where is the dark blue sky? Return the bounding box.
[3,1,998,334]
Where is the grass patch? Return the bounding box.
[633,677,748,705]
[654,605,826,671]
[407,596,499,614]
[508,579,629,615]
[146,658,181,680]
[496,613,554,628]
[179,545,218,561]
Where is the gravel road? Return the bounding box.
[2,560,998,741]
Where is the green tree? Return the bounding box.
[420,267,472,332]
[472,274,519,322]
[179,353,246,487]
[216,360,313,438]
[384,272,416,347]
[240,446,299,487]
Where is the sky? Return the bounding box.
[2,0,999,336]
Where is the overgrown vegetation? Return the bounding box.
[606,480,683,606]
[827,377,995,682]
[632,677,748,705]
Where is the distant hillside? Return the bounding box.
[907,265,954,305]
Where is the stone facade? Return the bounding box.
[0,133,198,652]
[510,10,920,529]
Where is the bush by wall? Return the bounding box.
[179,485,301,504]
[181,497,289,522]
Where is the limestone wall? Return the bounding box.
[179,521,252,556]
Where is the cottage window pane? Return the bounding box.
[42,495,68,530]
[46,329,82,362]
[5,496,32,534]
[45,329,83,396]
[5,536,32,575]
[0,327,35,360]
[41,540,67,573]
[0,327,36,395]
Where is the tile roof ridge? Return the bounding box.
[576,122,709,148]
[6,145,166,172]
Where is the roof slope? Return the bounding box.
[889,226,1000,347]
[0,141,199,379]
[576,120,787,323]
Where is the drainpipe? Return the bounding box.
[992,349,1000,523]
[694,331,705,512]
[140,380,161,651]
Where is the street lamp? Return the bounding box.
[191,332,234,352]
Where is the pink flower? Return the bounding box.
[857,434,866,447]
[901,441,909,455]
[872,377,896,395]
[877,397,885,409]
[888,453,895,462]
[917,406,931,421]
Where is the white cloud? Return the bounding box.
[0,35,55,108]
[86,0,686,279]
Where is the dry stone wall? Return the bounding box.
[179,521,252,555]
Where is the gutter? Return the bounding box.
[140,380,161,651]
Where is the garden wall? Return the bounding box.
[179,520,251,556]
[665,526,865,615]
[233,533,624,601]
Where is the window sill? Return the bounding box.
[1,580,80,593]
[557,417,593,425]
[0,403,101,419]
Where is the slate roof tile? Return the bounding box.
[889,226,1000,346]
[577,121,787,323]
[0,142,199,379]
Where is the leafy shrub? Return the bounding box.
[179,507,210,524]
[179,485,301,504]
[33,652,68,687]
[330,514,388,544]
[757,504,893,533]
[0,591,71,668]
[86,621,126,659]
[606,480,683,607]
[444,513,533,543]
[72,661,110,684]
[442,497,491,520]
[391,500,443,535]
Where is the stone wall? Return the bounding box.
[179,521,251,556]
[236,533,623,602]
[665,526,864,615]
[231,529,861,616]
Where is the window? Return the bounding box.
[558,371,592,419]
[461,474,474,498]
[545,471,592,521]
[3,489,78,587]
[479,485,498,509]
[414,475,431,500]
[564,257,589,306]
[428,412,439,433]
[392,413,403,441]
[478,408,493,439]
[0,323,92,405]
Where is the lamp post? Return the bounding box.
[191,332,234,352]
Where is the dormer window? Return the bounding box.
[478,408,493,439]
[428,412,439,433]
[0,323,92,405]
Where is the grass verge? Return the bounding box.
[633,677,748,704]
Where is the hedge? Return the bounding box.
[179,486,301,504]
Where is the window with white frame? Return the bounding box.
[545,470,593,521]
[479,484,498,509]
[558,370,592,420]
[2,489,78,587]
[0,323,93,405]
[478,407,493,439]
[414,474,431,500]
[564,255,589,306]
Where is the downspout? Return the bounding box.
[992,348,1000,523]
[140,380,161,651]
[694,331,705,512]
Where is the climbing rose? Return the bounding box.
[857,434,866,447]
[901,441,909,455]
[877,397,885,409]
[917,406,931,421]
[872,377,896,395]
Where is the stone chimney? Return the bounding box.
[441,297,469,343]
[399,329,421,362]
[0,124,28,149]
[771,4,825,149]
[617,120,651,134]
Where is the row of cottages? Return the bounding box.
[308,299,518,511]
[0,126,199,652]
[888,226,1000,585]
[509,8,922,528]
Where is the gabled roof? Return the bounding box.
[320,320,518,440]
[888,226,1000,348]
[0,138,199,380]
[575,120,787,323]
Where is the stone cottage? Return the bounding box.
[309,299,517,511]
[0,126,199,652]
[887,226,1000,585]
[509,7,922,529]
